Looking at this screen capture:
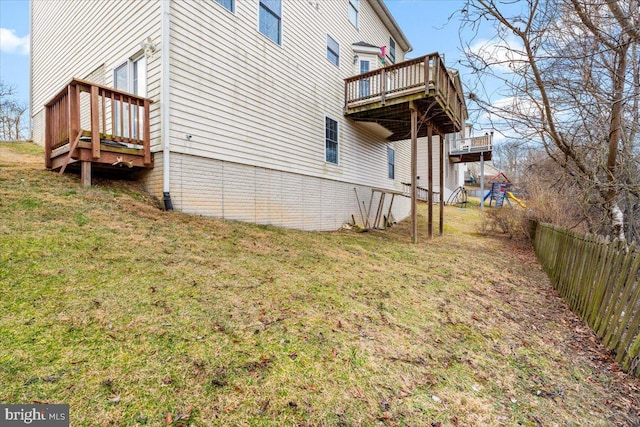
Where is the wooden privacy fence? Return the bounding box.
[533,223,640,377]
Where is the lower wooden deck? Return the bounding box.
[49,138,153,171]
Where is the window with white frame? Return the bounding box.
[359,60,370,97]
[327,35,340,67]
[259,0,282,44]
[325,117,338,164]
[215,0,234,13]
[114,55,146,140]
[114,56,146,97]
[348,0,359,28]
[388,147,395,179]
[388,37,396,63]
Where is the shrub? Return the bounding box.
[479,207,529,240]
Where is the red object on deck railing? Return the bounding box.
[44,78,152,169]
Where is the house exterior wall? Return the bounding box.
[415,135,463,202]
[161,0,413,229]
[166,0,406,184]
[30,0,162,148]
[160,152,409,231]
[31,0,418,231]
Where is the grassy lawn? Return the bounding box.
[1,142,638,426]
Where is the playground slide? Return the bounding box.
[506,191,526,208]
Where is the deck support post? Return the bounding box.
[480,152,485,211]
[439,132,444,236]
[44,107,52,169]
[81,161,91,188]
[90,85,100,159]
[410,102,418,244]
[427,124,433,239]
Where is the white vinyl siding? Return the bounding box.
[30,0,161,148]
[415,135,457,201]
[167,0,408,189]
[32,0,415,230]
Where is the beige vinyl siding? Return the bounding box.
[444,137,460,197]
[32,0,416,230]
[167,152,410,231]
[393,139,411,184]
[30,0,161,147]
[415,135,460,201]
[31,110,44,147]
[167,0,409,192]
[140,155,163,200]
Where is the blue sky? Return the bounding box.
[0,0,30,103]
[0,0,474,109]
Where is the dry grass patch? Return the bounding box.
[1,142,639,426]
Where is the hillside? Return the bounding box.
[1,142,638,426]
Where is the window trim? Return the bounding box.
[131,54,147,97]
[324,115,339,165]
[348,0,359,28]
[326,34,340,67]
[388,146,395,179]
[214,0,235,14]
[113,53,146,96]
[258,0,282,45]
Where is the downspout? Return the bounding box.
[161,0,173,210]
[29,2,33,141]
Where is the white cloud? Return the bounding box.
[472,96,546,143]
[467,35,527,73]
[0,28,30,55]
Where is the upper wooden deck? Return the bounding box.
[344,53,466,140]
[449,134,493,163]
[44,79,153,177]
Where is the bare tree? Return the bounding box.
[461,0,640,242]
[492,139,538,183]
[0,81,28,141]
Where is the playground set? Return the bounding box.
[482,172,526,208]
[446,172,526,208]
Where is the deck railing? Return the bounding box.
[402,182,429,202]
[44,78,151,168]
[449,134,493,154]
[344,53,465,127]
